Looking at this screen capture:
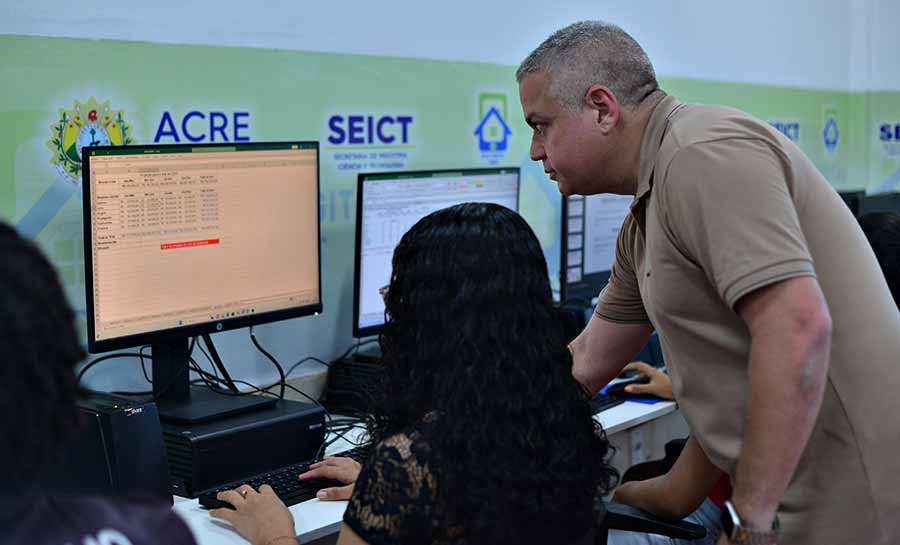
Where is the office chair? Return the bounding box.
[594,500,707,544]
[592,438,706,544]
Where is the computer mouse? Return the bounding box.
[605,376,651,398]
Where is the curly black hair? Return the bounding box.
[369,203,617,543]
[859,212,900,309]
[0,221,85,485]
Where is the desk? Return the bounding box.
[175,401,685,545]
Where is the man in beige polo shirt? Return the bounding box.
[517,21,900,545]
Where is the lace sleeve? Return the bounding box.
[343,431,436,545]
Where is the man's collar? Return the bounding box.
[634,94,683,205]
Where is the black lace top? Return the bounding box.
[343,419,594,545]
[343,419,461,545]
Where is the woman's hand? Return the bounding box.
[622,361,673,400]
[299,456,362,501]
[209,484,297,545]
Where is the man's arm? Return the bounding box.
[570,313,654,394]
[614,435,724,520]
[731,276,832,530]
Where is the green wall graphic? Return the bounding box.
[1,34,897,350]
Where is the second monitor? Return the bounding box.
[560,193,633,304]
[354,167,520,338]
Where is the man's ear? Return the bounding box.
[585,85,620,133]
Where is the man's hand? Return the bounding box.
[209,484,297,545]
[622,361,673,399]
[299,456,362,501]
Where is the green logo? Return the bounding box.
[47,97,134,186]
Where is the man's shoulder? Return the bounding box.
[655,102,784,181]
[667,102,774,150]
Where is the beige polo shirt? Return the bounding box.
[596,95,900,545]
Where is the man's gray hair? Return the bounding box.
[517,21,659,110]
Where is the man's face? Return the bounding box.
[519,72,615,196]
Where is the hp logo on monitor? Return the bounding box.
[216,323,223,331]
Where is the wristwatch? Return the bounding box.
[720,500,779,545]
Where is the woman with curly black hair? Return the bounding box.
[213,203,617,545]
[0,221,195,545]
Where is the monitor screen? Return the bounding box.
[83,142,322,352]
[354,167,520,337]
[560,193,633,304]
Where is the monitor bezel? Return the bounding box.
[352,166,521,338]
[82,141,323,354]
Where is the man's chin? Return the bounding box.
[554,180,577,197]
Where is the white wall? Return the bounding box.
[864,0,900,91]
[3,0,857,90]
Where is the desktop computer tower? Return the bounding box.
[39,392,172,503]
[163,398,326,498]
[323,351,381,415]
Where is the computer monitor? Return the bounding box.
[560,193,633,304]
[353,167,520,338]
[837,190,865,216]
[858,192,900,217]
[82,141,322,423]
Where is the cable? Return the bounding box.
[334,338,378,363]
[285,356,332,378]
[78,351,150,385]
[138,345,152,384]
[191,338,222,382]
[316,423,369,459]
[249,326,286,399]
[187,360,277,398]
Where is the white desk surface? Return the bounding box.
[176,400,676,544]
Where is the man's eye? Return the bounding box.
[534,124,544,135]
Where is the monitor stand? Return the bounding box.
[152,336,276,425]
[155,386,276,425]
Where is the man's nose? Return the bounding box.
[530,136,545,162]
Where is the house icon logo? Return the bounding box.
[474,93,512,165]
[823,115,839,154]
[822,107,840,155]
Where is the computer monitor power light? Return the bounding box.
[82,141,322,423]
[560,193,634,304]
[353,167,520,338]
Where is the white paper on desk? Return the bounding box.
[583,194,633,275]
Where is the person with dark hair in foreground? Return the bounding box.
[210,202,618,545]
[0,221,195,545]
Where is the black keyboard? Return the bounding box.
[199,446,370,510]
[590,393,624,414]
